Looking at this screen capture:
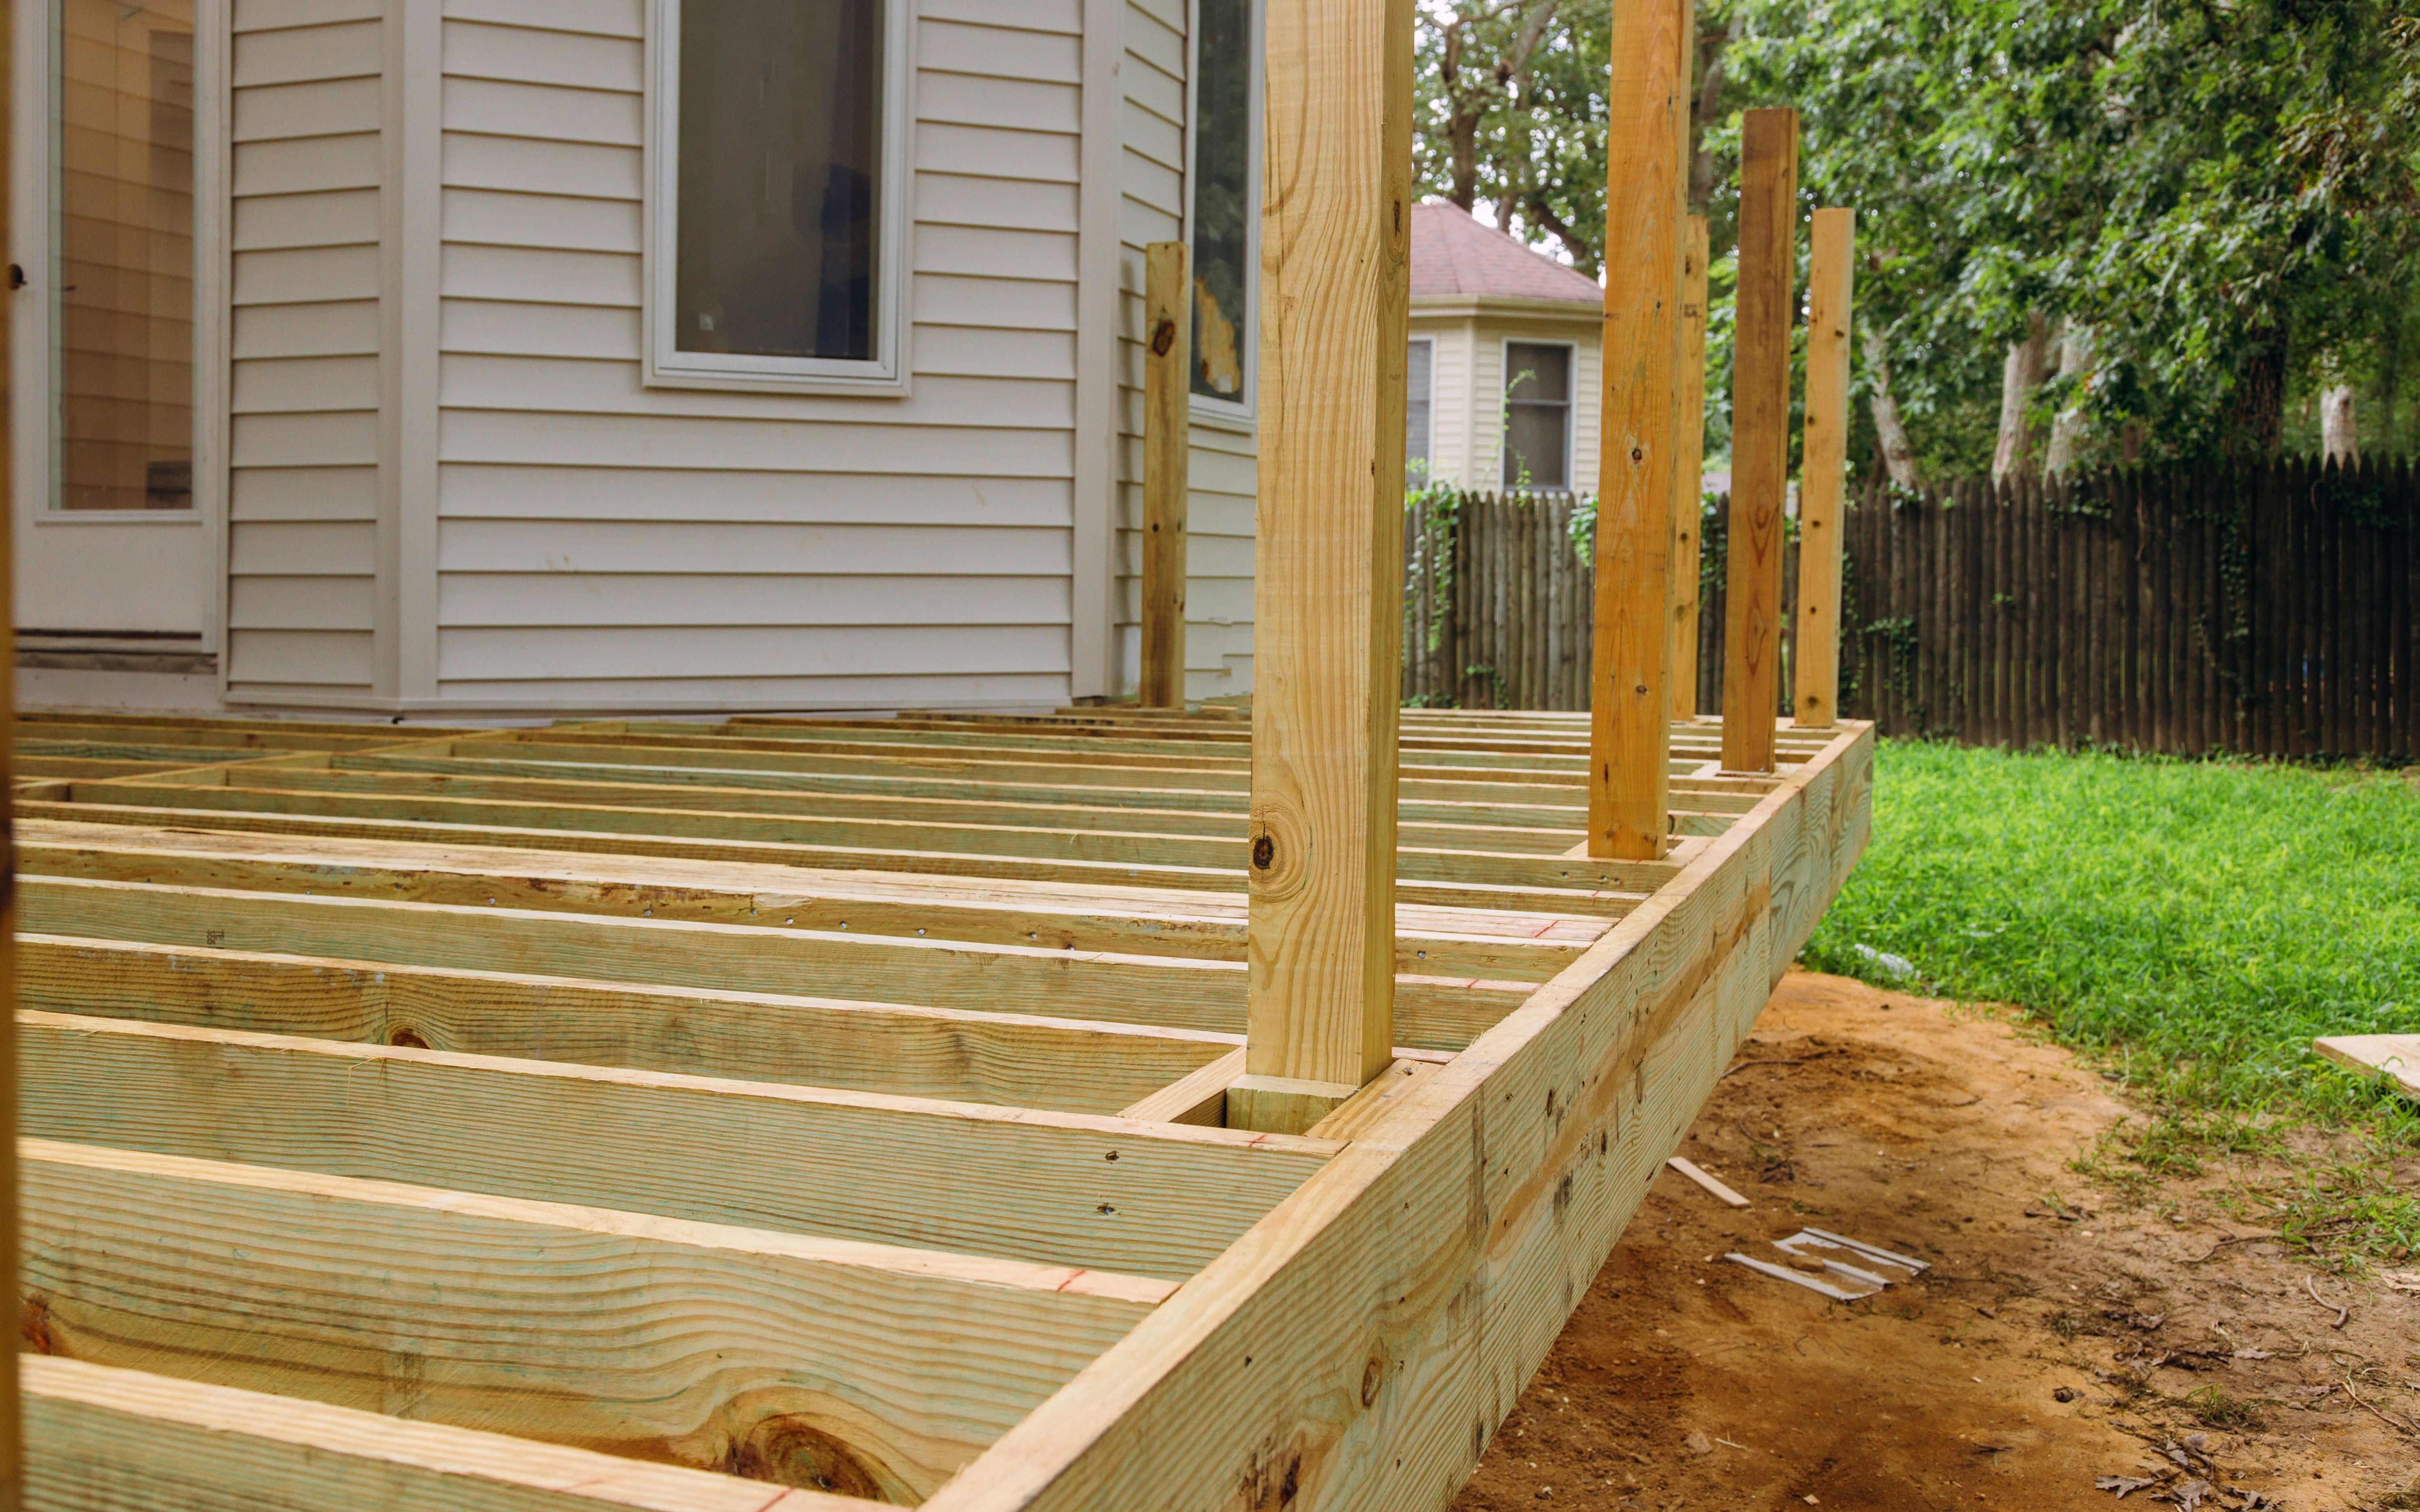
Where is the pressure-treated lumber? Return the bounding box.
[19,1139,1165,1502]
[1118,1046,1252,1125]
[22,879,1527,1052]
[1721,108,1800,772]
[918,721,1873,1512]
[1586,0,1691,861]
[1235,0,1414,1124]
[19,795,1679,912]
[17,934,1234,1114]
[1671,213,1711,720]
[17,1011,1333,1279]
[28,798,1655,914]
[1140,240,1192,708]
[1,42,19,1500]
[26,1357,886,1512]
[10,708,1871,1511]
[1794,208,1856,727]
[18,822,1595,982]
[2314,1034,2420,1102]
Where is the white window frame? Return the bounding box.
[643,0,914,396]
[1405,333,1436,480]
[1183,0,1260,430]
[1498,335,1576,492]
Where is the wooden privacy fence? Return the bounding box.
[1840,458,2420,757]
[1400,488,1793,716]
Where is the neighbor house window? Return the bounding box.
[647,0,910,393]
[1502,340,1573,490]
[1189,0,1255,412]
[1406,336,1434,484]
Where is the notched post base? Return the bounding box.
[1226,1074,1360,1137]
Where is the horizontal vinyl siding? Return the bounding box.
[430,0,1087,706]
[1112,0,1252,701]
[225,0,383,697]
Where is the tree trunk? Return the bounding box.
[1990,311,2051,487]
[1862,327,1920,489]
[2321,384,2357,464]
[1687,24,1731,210]
[2044,323,2090,475]
[2225,330,2285,457]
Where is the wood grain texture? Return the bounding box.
[17,820,1596,983]
[19,1139,1163,1503]
[1586,0,1690,860]
[1794,208,1856,727]
[1243,0,1413,1099]
[1118,1046,1246,1126]
[27,1356,884,1512]
[17,934,1234,1114]
[0,51,17,1494]
[920,724,1874,1512]
[20,879,1525,1052]
[1721,109,1799,772]
[1140,241,1191,708]
[1671,214,1711,721]
[17,1011,1333,1279]
[2314,1034,2420,1102]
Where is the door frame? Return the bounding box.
[10,0,229,655]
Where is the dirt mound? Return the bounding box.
[1455,971,2418,1511]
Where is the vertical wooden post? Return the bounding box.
[1139,241,1192,708]
[1586,0,1692,860]
[0,0,20,1494]
[1721,107,1798,772]
[1670,213,1710,721]
[1794,208,1855,727]
[1229,0,1412,1135]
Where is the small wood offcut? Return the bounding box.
[13,702,1868,1511]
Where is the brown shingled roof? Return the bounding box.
[1410,202,1603,304]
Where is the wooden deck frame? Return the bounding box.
[12,706,1868,1510]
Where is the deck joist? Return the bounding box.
[12,706,1870,1512]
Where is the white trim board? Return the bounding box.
[640,0,917,397]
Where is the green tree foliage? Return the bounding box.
[1734,0,2420,467]
[1413,0,2420,474]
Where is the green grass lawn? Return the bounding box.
[1800,742,2420,1254]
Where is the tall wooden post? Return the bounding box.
[1229,0,1412,1135]
[1670,213,1710,721]
[1139,241,1191,708]
[1794,208,1855,728]
[0,0,21,1495]
[1586,0,1692,860]
[1720,108,1798,772]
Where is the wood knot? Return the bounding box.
[1150,319,1178,357]
[1251,834,1274,870]
[722,1412,886,1497]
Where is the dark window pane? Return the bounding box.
[1505,342,1570,403]
[1503,402,1569,489]
[1406,338,1432,466]
[1190,0,1250,400]
[677,0,882,362]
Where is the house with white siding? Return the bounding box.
[1406,202,1602,496]
[12,0,1264,714]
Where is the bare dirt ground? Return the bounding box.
[1453,970,2420,1512]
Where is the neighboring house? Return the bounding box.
[1406,201,1601,496]
[10,0,1263,714]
